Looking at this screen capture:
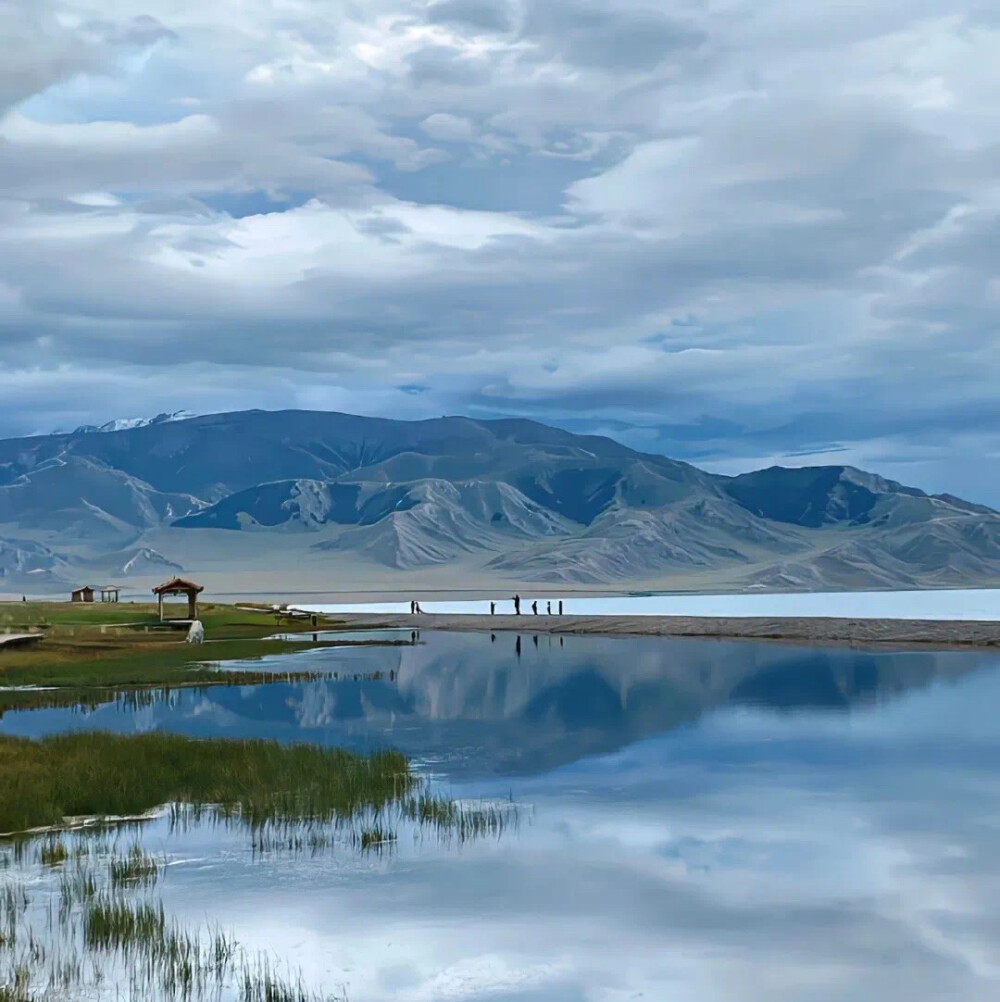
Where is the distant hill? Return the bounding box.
[0,409,997,593]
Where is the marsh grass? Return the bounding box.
[109,846,161,888]
[239,954,348,1002]
[37,840,67,868]
[1,845,347,1002]
[0,731,412,835]
[0,726,525,1000]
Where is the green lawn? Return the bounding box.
[0,600,369,690]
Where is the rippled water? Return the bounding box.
[4,631,1000,1001]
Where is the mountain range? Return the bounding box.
[0,408,997,595]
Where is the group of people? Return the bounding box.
[406,597,566,616]
[492,596,563,616]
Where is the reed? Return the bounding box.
[109,845,161,888]
[36,840,67,868]
[0,731,412,835]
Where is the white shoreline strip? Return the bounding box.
[299,587,1000,621]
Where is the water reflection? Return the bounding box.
[3,634,1000,1000]
[1,632,994,778]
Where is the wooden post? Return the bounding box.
[158,593,164,621]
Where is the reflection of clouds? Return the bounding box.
[6,636,1000,998]
[153,667,1000,1001]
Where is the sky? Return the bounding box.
[1,0,998,503]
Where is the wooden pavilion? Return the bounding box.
[71,586,95,603]
[152,577,204,622]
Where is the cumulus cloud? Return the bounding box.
[0,0,998,501]
[419,111,475,141]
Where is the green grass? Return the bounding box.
[0,730,520,1002]
[0,731,413,835]
[37,839,67,867]
[109,845,161,888]
[0,600,312,633]
[0,600,388,691]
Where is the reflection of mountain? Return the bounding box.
[72,633,988,777]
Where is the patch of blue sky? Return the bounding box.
[367,146,605,216]
[198,189,315,219]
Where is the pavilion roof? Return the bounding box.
[151,577,204,595]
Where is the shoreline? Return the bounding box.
[329,613,1000,650]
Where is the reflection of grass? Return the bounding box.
[0,732,412,835]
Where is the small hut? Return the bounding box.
[100,586,121,604]
[152,577,204,622]
[71,586,95,603]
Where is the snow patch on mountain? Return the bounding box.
[73,411,196,435]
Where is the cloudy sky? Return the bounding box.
[1,0,998,502]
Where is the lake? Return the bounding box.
[4,630,1000,1000]
[302,586,1000,619]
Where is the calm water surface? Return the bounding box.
[4,631,1000,1001]
[304,586,1000,619]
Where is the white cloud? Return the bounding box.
[419,111,475,141]
[0,0,998,500]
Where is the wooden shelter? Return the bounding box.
[71,586,95,603]
[100,586,121,603]
[152,577,204,622]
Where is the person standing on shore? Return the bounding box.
[531,600,538,615]
[558,600,563,615]
[490,601,495,615]
[513,595,521,615]
[546,601,552,615]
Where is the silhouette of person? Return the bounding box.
[513,595,521,615]
[558,600,563,615]
[409,600,415,614]
[547,601,552,615]
[490,601,495,615]
[531,601,538,615]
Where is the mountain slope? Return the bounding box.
[0,409,996,592]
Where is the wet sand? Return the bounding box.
[329,613,1000,649]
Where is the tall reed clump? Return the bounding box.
[0,732,413,835]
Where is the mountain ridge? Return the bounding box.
[0,408,997,593]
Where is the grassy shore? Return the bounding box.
[0,600,370,690]
[0,731,412,835]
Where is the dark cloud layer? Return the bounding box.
[0,0,997,502]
